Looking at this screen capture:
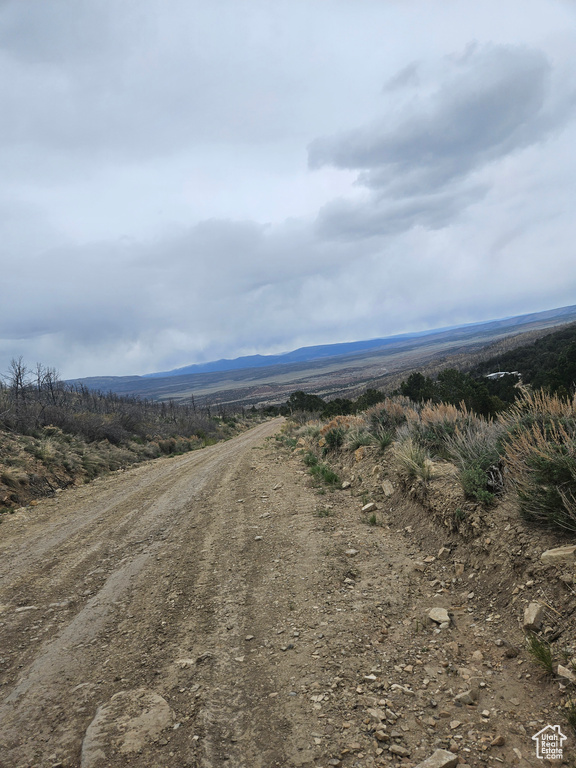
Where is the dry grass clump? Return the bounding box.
[409,401,475,457]
[366,397,417,433]
[298,421,324,441]
[392,434,433,484]
[320,415,364,435]
[31,438,60,464]
[501,388,576,429]
[344,421,376,451]
[0,467,29,488]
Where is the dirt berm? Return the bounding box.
[0,418,574,767]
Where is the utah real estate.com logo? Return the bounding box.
[532,724,567,760]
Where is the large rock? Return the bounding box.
[454,689,477,705]
[414,749,459,768]
[523,602,544,631]
[428,607,450,625]
[81,688,173,767]
[541,545,576,566]
[382,480,394,496]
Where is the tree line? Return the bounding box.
[0,357,224,445]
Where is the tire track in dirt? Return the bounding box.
[0,419,283,767]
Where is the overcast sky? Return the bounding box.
[2,0,576,378]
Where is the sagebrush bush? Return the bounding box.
[409,402,474,457]
[366,397,415,432]
[504,420,576,531]
[323,426,345,452]
[446,419,505,505]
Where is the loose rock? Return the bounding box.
[428,607,450,625]
[557,664,576,684]
[540,545,576,565]
[454,689,477,705]
[414,748,459,768]
[382,480,394,496]
[523,602,544,631]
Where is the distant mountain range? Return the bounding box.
[69,303,576,404]
[142,332,435,378]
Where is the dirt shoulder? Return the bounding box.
[0,418,572,768]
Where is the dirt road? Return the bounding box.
[0,419,563,768]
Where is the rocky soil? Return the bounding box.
[0,418,574,768]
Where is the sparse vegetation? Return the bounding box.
[526,632,555,676]
[303,451,319,467]
[310,462,340,487]
[275,333,576,530]
[0,358,253,510]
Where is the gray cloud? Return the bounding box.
[309,44,575,240]
[315,183,489,240]
[382,61,421,92]
[309,45,556,183]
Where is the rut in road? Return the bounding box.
[0,418,309,767]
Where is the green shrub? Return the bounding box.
[446,419,504,505]
[459,466,496,505]
[303,452,319,467]
[310,462,340,487]
[366,397,414,432]
[375,428,394,451]
[504,421,576,531]
[323,426,345,452]
[315,507,335,517]
[526,632,555,675]
[409,402,474,457]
